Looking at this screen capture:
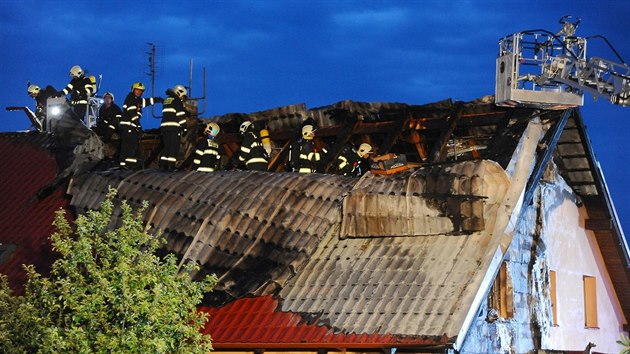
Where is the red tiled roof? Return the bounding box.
[200,296,449,349]
[0,132,72,293]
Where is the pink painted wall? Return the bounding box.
[545,186,627,353]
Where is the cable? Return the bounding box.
[519,29,582,61]
[585,35,627,65]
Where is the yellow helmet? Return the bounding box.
[173,84,187,99]
[70,65,83,78]
[358,143,372,157]
[302,124,315,139]
[27,84,40,97]
[131,82,145,91]
[204,122,220,136]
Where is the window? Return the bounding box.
[488,261,513,319]
[549,270,558,325]
[583,275,598,328]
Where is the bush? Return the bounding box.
[0,188,216,353]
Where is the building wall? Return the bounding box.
[461,168,627,354]
[460,186,539,354]
[545,187,627,352]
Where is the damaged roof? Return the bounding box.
[69,170,358,304]
[279,160,510,339]
[1,96,628,349]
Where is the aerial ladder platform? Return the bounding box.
[496,16,630,109]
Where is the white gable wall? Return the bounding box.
[544,182,627,353]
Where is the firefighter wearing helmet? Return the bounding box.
[237,120,269,171]
[289,118,328,174]
[58,65,94,120]
[159,84,189,171]
[118,81,163,169]
[193,122,222,172]
[334,142,373,177]
[94,92,122,141]
[26,84,58,128]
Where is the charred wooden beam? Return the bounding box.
[263,112,504,142]
[268,140,291,172]
[467,138,482,159]
[430,102,464,162]
[405,130,428,161]
[486,109,523,168]
[379,112,410,154]
[522,108,573,208]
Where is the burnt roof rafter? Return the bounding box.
[430,102,465,163]
[522,108,573,209]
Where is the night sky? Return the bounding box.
[1,0,628,236]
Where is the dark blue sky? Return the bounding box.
[1,0,628,235]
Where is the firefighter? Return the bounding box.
[193,122,221,172]
[238,121,268,171]
[159,85,188,171]
[333,143,373,177]
[27,84,57,129]
[94,92,121,141]
[58,65,93,119]
[119,82,162,169]
[294,124,326,174]
[356,143,373,175]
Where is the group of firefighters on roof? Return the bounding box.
[27,65,374,177]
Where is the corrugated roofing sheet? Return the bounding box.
[340,161,505,237]
[0,132,71,292]
[68,170,358,304]
[280,160,510,338]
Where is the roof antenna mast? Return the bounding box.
[147,43,161,118]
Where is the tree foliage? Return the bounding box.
[0,188,216,353]
[619,334,630,354]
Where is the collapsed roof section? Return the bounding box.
[204,96,538,172]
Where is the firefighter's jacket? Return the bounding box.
[160,95,187,133]
[193,138,220,172]
[120,92,157,132]
[34,85,58,119]
[295,139,324,174]
[239,128,268,170]
[334,144,361,176]
[96,103,122,139]
[60,76,93,106]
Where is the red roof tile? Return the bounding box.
[0,132,72,293]
[200,296,449,349]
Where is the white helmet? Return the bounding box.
[103,92,114,101]
[70,65,83,78]
[205,122,220,136]
[28,84,40,97]
[239,121,253,135]
[173,84,187,99]
[302,124,315,139]
[358,143,372,157]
